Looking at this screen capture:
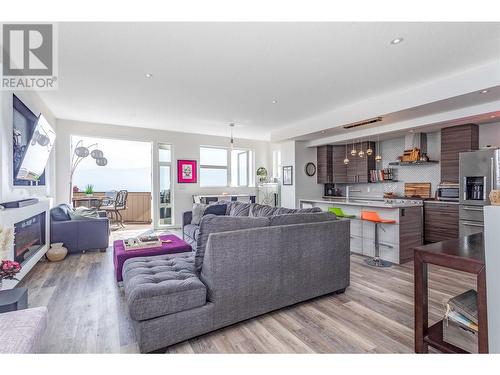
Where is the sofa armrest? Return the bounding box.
[183,211,193,228]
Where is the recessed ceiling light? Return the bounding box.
[145,73,153,78]
[479,89,489,94]
[390,37,404,45]
[321,131,326,134]
[272,99,278,104]
[491,115,496,118]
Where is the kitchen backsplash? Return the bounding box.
[338,131,441,198]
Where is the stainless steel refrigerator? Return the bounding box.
[459,148,500,236]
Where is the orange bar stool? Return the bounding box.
[361,211,396,267]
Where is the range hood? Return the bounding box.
[404,133,427,153]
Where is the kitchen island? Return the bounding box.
[299,197,423,264]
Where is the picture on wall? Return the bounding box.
[177,160,197,183]
[282,166,293,185]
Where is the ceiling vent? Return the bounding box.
[343,116,383,130]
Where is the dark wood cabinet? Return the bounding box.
[424,201,459,243]
[332,145,348,183]
[441,124,479,183]
[317,145,333,184]
[317,142,375,184]
[346,141,376,183]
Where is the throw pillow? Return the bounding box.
[191,203,208,225]
[248,203,280,217]
[204,204,227,216]
[50,204,72,221]
[227,201,251,216]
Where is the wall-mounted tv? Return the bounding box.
[16,114,56,181]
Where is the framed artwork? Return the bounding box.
[177,160,197,183]
[282,166,293,185]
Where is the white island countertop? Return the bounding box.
[299,197,423,208]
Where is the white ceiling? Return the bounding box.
[39,22,500,140]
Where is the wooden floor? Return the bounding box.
[20,226,476,353]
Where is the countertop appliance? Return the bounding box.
[324,183,342,197]
[435,182,459,202]
[459,148,500,236]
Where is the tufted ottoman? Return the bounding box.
[122,253,207,322]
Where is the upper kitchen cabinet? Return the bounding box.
[347,141,376,183]
[441,124,479,183]
[317,145,333,183]
[332,145,348,183]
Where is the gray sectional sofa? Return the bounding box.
[123,202,350,353]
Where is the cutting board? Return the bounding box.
[404,183,432,198]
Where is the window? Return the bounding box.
[200,146,254,187]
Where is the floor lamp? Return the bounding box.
[69,140,108,205]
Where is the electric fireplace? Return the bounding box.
[14,212,46,265]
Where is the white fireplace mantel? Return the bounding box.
[0,198,51,289]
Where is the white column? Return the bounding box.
[484,205,500,353]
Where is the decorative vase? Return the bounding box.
[47,242,68,262]
[490,190,500,206]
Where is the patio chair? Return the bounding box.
[101,190,128,228]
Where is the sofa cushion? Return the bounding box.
[195,215,270,272]
[183,224,199,241]
[204,204,227,216]
[191,203,207,225]
[248,203,280,217]
[0,307,48,353]
[227,201,251,216]
[123,254,206,321]
[269,212,337,226]
[50,204,72,221]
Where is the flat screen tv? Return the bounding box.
[16,115,56,181]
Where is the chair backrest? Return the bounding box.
[105,190,117,200]
[115,190,128,209]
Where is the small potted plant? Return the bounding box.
[84,184,94,197]
[0,260,21,290]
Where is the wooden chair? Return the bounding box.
[101,190,128,228]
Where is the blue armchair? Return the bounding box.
[50,204,109,253]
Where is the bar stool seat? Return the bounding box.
[361,211,396,267]
[328,207,356,219]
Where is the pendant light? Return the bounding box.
[343,143,350,165]
[358,140,365,158]
[350,139,357,156]
[366,135,373,156]
[229,123,235,150]
[375,134,382,163]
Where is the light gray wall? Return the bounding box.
[279,141,296,208]
[479,122,500,148]
[294,141,323,206]
[55,119,272,227]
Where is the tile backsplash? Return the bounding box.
[337,132,441,198]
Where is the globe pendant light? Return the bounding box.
[343,143,349,165]
[350,139,357,156]
[375,134,382,163]
[366,135,373,156]
[91,148,104,159]
[358,141,365,158]
[229,123,235,150]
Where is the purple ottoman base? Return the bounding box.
[113,234,192,282]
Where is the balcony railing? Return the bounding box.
[72,192,152,224]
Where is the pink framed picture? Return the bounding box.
[177,160,197,183]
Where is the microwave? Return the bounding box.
[436,183,460,201]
